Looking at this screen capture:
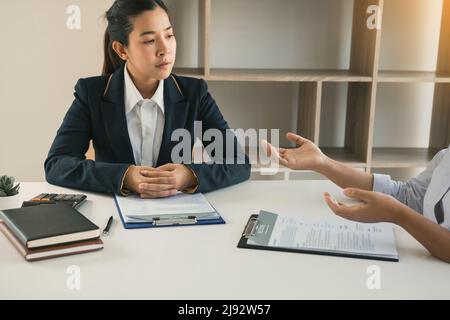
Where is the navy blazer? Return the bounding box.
[45,63,250,194]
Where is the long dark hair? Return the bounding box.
[102,0,169,76]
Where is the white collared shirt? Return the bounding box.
[373,145,450,230]
[124,63,165,167]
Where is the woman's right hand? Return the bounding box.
[264,133,328,171]
[122,165,178,198]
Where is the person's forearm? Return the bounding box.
[316,156,373,190]
[45,155,130,194]
[393,205,450,263]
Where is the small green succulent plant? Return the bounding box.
[0,175,20,197]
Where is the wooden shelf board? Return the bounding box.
[174,68,372,82]
[378,71,450,83]
[370,148,439,168]
[208,69,372,82]
[175,69,450,84]
[321,147,367,168]
[173,68,205,78]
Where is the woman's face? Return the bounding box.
[123,7,176,80]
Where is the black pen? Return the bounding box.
[102,216,114,236]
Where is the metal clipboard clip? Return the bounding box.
[152,216,197,226]
[243,216,259,238]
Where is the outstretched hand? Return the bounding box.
[324,188,404,224]
[262,132,327,171]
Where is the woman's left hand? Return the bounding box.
[324,188,405,224]
[150,163,197,191]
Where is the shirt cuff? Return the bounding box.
[182,165,199,194]
[372,173,393,195]
[119,165,134,196]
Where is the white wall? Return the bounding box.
[0,0,113,181]
[0,0,444,181]
[209,0,353,69]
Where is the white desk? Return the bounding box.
[1,181,449,299]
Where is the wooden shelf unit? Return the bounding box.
[170,0,450,174]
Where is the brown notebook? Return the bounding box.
[0,222,104,262]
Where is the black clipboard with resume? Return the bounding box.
[238,210,399,262]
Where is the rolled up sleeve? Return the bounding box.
[373,174,394,195]
[372,149,447,214]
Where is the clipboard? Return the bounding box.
[113,195,225,229]
[237,214,399,262]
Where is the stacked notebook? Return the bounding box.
[0,203,103,261]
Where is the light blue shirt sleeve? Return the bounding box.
[372,149,447,214]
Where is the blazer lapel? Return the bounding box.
[156,75,190,166]
[100,63,136,164]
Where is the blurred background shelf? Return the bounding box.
[206,69,373,82]
[167,0,450,181]
[370,147,438,168]
[378,70,450,83]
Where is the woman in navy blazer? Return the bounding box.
[45,0,250,197]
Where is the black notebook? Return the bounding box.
[0,203,100,249]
